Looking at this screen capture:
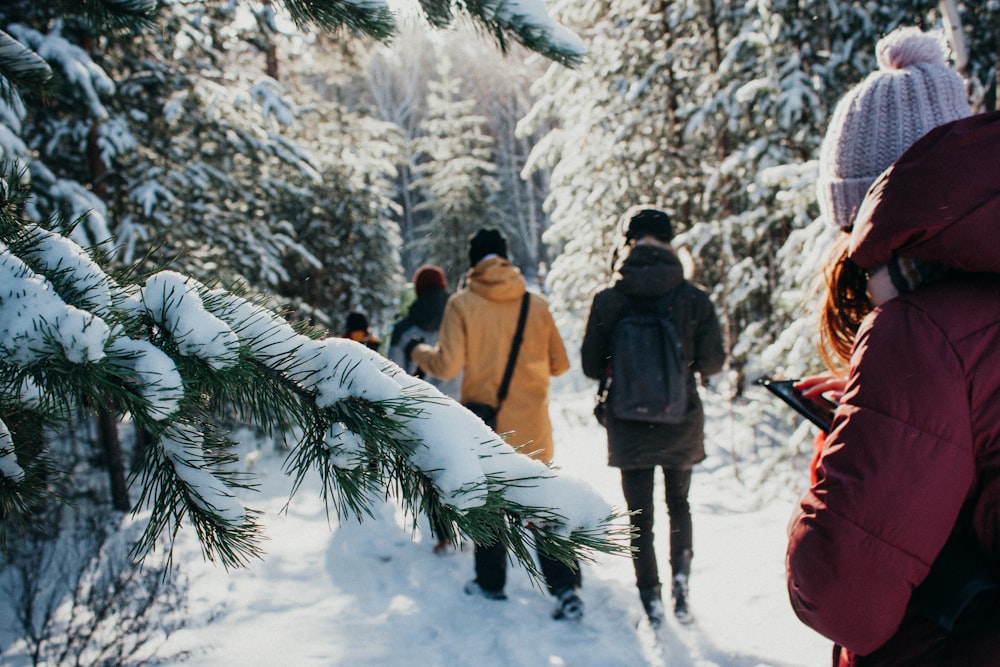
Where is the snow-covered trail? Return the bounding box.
[165,377,831,666]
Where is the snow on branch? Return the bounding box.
[204,288,403,406]
[0,418,25,482]
[0,207,620,567]
[19,224,115,313]
[135,271,240,371]
[480,0,586,67]
[160,423,245,525]
[6,21,114,121]
[107,334,184,421]
[205,289,614,535]
[0,240,110,365]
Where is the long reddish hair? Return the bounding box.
[819,234,872,371]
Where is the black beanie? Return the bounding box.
[345,311,369,334]
[468,228,508,266]
[624,208,673,243]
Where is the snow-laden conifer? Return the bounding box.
[0,174,628,571]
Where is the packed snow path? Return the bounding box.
[167,377,830,666]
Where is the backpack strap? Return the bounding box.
[497,291,531,406]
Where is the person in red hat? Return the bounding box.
[389,264,461,554]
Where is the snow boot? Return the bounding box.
[552,587,584,621]
[464,580,507,601]
[672,573,693,624]
[640,585,666,628]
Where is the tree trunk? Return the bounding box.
[132,425,153,473]
[939,0,968,74]
[83,53,130,511]
[266,45,279,80]
[97,405,130,512]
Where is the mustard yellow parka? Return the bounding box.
[411,257,569,463]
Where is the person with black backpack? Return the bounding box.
[581,207,725,627]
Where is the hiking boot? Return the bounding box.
[672,574,693,624]
[640,585,666,628]
[552,587,584,621]
[464,580,507,601]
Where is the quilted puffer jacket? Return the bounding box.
[787,112,1000,665]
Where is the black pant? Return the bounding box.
[621,467,692,591]
[474,539,581,595]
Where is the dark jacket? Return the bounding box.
[389,288,460,399]
[787,112,1000,666]
[580,244,725,469]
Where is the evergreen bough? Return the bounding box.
[0,174,629,574]
[0,0,624,578]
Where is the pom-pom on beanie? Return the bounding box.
[468,228,508,266]
[413,264,447,296]
[622,207,673,243]
[816,27,972,230]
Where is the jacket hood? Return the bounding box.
[467,257,526,302]
[850,111,1000,272]
[616,244,685,297]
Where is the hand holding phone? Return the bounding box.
[795,373,847,403]
[755,377,838,432]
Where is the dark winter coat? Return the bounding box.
[390,288,450,348]
[787,112,1000,666]
[388,289,461,399]
[580,244,725,470]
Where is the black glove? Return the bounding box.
[403,337,424,361]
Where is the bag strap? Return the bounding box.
[497,291,531,406]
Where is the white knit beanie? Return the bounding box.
[816,27,972,229]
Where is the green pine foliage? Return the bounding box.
[0,184,629,570]
[410,57,501,280]
[0,0,628,577]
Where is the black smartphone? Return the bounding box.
[755,377,837,432]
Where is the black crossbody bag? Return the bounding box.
[464,292,530,430]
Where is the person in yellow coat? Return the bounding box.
[410,228,581,620]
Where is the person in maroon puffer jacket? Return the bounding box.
[787,111,1000,664]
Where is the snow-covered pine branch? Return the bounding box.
[0,200,627,572]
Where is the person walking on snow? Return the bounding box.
[389,264,461,554]
[409,228,583,621]
[786,28,1000,666]
[581,207,725,627]
[389,264,461,401]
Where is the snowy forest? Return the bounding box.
[1,0,999,664]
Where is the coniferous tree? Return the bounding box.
[522,0,713,337]
[366,26,552,279]
[410,57,501,280]
[365,23,438,276]
[527,0,999,380]
[0,0,626,576]
[456,38,552,280]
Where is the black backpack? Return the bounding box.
[606,293,688,424]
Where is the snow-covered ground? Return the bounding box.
[162,374,831,666]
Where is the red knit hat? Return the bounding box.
[413,264,447,296]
